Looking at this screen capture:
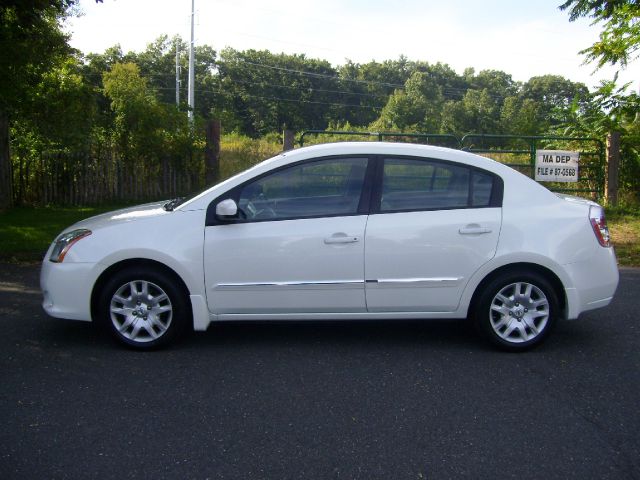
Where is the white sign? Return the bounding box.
[535,150,579,182]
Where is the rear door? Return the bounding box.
[364,156,502,312]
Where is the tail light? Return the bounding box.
[589,206,611,247]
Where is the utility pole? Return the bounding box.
[175,40,181,107]
[188,0,195,122]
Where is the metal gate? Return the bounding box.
[299,130,461,149]
[460,134,605,199]
[298,130,606,200]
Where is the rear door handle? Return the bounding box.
[459,225,492,235]
[324,233,360,244]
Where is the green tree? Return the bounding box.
[560,0,640,68]
[500,97,542,135]
[468,69,518,102]
[560,1,640,202]
[216,48,341,136]
[521,75,590,126]
[372,71,444,132]
[336,57,411,126]
[440,89,500,135]
[102,63,161,162]
[10,54,97,203]
[0,0,77,208]
[559,79,640,198]
[127,35,218,117]
[373,90,422,131]
[102,62,199,197]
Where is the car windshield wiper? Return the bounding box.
[163,197,184,211]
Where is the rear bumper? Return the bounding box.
[564,247,619,319]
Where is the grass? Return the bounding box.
[606,206,640,267]
[219,133,282,179]
[0,205,132,263]
[0,133,284,264]
[1,203,639,267]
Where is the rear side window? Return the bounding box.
[471,170,494,207]
[380,157,498,212]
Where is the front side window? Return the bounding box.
[236,157,368,221]
[380,157,496,212]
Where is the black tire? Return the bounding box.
[473,270,559,351]
[97,267,190,349]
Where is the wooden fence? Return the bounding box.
[13,147,205,206]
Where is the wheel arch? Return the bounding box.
[90,258,192,323]
[468,262,567,319]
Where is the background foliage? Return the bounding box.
[0,1,638,208]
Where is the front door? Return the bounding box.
[204,156,371,315]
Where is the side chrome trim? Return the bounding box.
[366,277,463,288]
[214,280,364,291]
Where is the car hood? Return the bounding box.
[67,201,170,232]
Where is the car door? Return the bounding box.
[204,156,371,315]
[364,156,502,312]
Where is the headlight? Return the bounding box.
[49,229,92,263]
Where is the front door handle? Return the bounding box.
[324,233,360,244]
[459,224,492,235]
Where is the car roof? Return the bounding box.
[179,141,537,211]
[284,141,485,160]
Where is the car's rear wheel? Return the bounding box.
[474,271,559,351]
[98,267,189,349]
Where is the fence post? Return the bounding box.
[283,129,295,151]
[0,112,12,209]
[529,138,537,179]
[205,119,221,185]
[606,131,620,206]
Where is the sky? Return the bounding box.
[66,0,639,92]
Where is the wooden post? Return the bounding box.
[0,111,13,210]
[283,129,295,151]
[205,119,221,185]
[606,131,620,206]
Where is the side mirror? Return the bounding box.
[215,198,238,218]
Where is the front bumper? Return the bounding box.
[40,259,101,321]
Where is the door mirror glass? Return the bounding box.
[215,198,238,218]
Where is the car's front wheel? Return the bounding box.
[474,271,559,351]
[98,267,189,349]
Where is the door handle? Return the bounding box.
[324,233,360,244]
[459,225,492,235]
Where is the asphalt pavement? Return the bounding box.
[0,263,638,479]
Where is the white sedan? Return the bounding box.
[40,142,619,350]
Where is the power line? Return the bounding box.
[85,70,401,98]
[228,58,405,88]
[86,57,515,103]
[155,86,385,109]
[135,73,393,99]
[219,77,391,99]
[90,69,511,105]
[83,69,528,105]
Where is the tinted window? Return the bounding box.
[471,170,494,207]
[381,158,470,212]
[237,157,368,221]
